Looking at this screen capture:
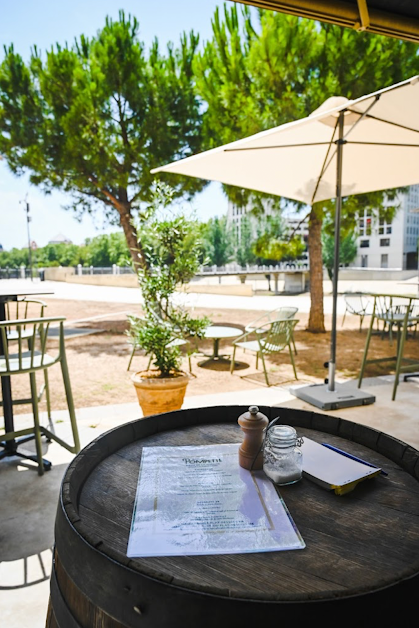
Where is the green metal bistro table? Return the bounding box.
[198,324,243,368]
[358,292,419,400]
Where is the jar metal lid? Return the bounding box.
[267,424,298,446]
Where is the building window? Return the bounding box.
[377,213,392,237]
[361,255,368,268]
[360,240,370,248]
[381,254,388,269]
[378,217,384,235]
[380,238,390,247]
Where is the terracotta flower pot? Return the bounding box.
[131,370,190,416]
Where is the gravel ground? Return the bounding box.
[2,296,417,416]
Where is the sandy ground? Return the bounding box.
[2,296,418,417]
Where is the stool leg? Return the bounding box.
[43,369,52,420]
[230,346,237,374]
[289,344,298,380]
[358,310,376,388]
[43,369,54,442]
[260,353,270,386]
[392,317,408,401]
[29,372,45,476]
[60,352,80,453]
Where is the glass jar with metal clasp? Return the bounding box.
[263,421,303,486]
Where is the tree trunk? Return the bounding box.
[307,204,326,333]
[115,193,149,273]
[97,183,147,272]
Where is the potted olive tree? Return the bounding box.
[128,183,210,416]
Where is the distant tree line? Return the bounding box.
[0,232,130,268]
[0,213,311,269]
[1,214,359,271]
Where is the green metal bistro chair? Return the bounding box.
[245,306,298,355]
[3,298,51,412]
[0,316,80,475]
[6,298,47,336]
[371,296,417,344]
[358,295,419,400]
[230,319,298,386]
[342,293,373,331]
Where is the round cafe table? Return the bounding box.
[46,405,419,628]
[197,324,243,368]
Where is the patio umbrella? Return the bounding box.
[151,75,419,410]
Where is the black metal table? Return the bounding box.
[0,287,53,468]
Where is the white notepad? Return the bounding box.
[301,438,382,495]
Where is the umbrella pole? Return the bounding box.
[328,111,344,392]
[293,110,375,409]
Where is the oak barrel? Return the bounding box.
[46,405,419,627]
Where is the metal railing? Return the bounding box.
[0,263,310,281]
[75,265,134,276]
[0,267,41,280]
[197,262,310,275]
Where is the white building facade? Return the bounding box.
[353,184,419,270]
[227,201,309,248]
[228,185,419,270]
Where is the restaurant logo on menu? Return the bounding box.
[182,457,222,465]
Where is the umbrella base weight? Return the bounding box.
[291,383,375,411]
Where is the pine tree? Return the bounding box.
[0,11,205,269]
[194,4,419,331]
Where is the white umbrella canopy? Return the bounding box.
[152,76,419,410]
[152,76,419,204]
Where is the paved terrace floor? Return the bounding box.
[2,275,419,311]
[1,278,418,627]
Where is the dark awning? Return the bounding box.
[235,1,419,43]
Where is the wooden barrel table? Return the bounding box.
[46,405,419,627]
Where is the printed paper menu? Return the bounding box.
[127,443,305,557]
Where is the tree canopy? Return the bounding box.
[201,216,235,266]
[193,5,419,331]
[0,232,129,268]
[0,11,205,268]
[322,231,358,281]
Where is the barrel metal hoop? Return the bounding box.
[50,556,83,628]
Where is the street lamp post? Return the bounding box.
[21,198,33,281]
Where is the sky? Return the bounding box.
[0,0,244,250]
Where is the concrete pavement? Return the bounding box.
[2,276,418,315]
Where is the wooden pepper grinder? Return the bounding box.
[238,405,269,470]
